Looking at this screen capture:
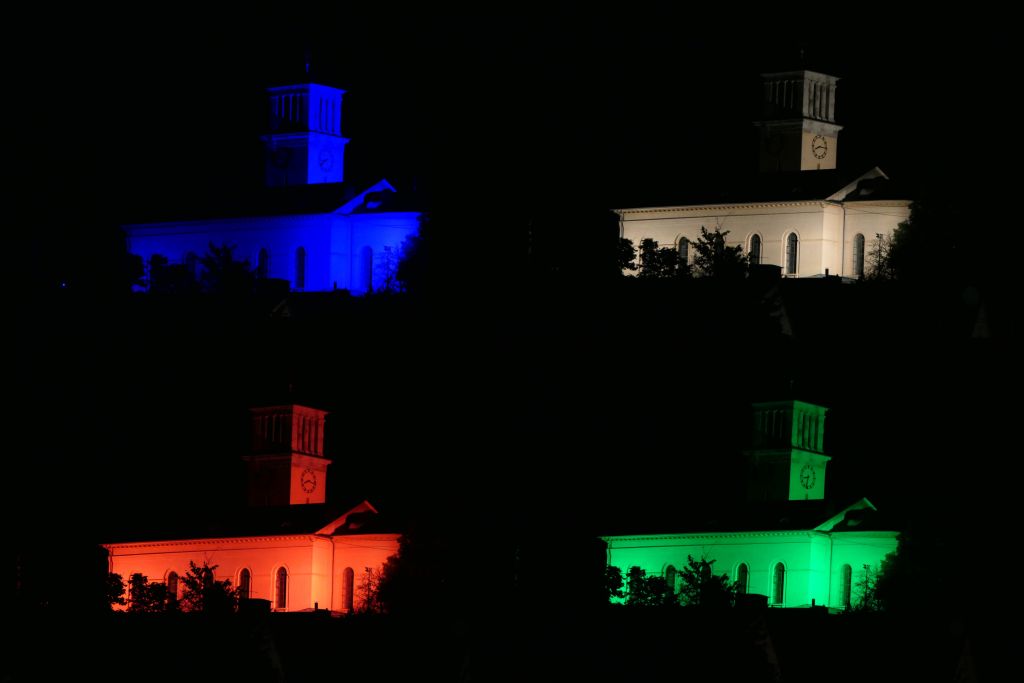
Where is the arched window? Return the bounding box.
[735,563,749,595]
[840,564,852,610]
[275,567,288,610]
[771,563,785,605]
[852,234,865,278]
[166,571,179,606]
[361,246,374,293]
[257,248,270,279]
[678,237,689,265]
[785,233,798,275]
[343,567,354,612]
[295,247,306,290]
[238,568,251,602]
[665,565,677,594]
[202,566,214,589]
[749,235,762,265]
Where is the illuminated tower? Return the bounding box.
[243,405,332,506]
[755,71,842,172]
[745,400,831,502]
[263,83,349,187]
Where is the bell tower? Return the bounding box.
[243,405,332,506]
[745,400,831,502]
[755,71,842,172]
[262,83,349,187]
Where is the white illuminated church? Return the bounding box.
[618,71,911,278]
[124,82,421,294]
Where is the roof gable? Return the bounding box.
[315,499,381,535]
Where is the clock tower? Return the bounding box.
[263,83,349,187]
[744,400,831,502]
[755,71,842,172]
[243,405,332,506]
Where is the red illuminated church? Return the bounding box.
[104,405,398,613]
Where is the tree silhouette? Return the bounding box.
[127,573,172,613]
[605,565,625,602]
[676,555,737,608]
[638,238,688,280]
[199,242,254,294]
[106,572,127,610]
[179,561,238,614]
[624,566,675,607]
[691,226,747,279]
[618,238,638,274]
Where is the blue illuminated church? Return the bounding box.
[125,80,421,294]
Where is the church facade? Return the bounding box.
[602,400,898,610]
[104,405,399,613]
[618,71,911,279]
[124,82,421,294]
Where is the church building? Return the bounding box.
[618,71,911,279]
[104,405,399,613]
[602,400,898,610]
[124,82,421,294]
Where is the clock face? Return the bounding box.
[799,464,816,490]
[811,135,828,159]
[300,468,317,493]
[318,148,334,171]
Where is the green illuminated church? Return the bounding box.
[602,400,897,610]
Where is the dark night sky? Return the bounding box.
[17,6,1012,216]
[11,7,1019,549]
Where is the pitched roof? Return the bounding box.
[617,167,911,212]
[123,179,421,225]
[601,497,895,537]
[105,499,395,544]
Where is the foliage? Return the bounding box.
[604,565,625,602]
[128,573,172,613]
[179,561,238,614]
[624,566,675,607]
[637,238,689,280]
[618,238,638,274]
[851,563,884,611]
[690,226,748,279]
[676,555,738,608]
[199,242,254,294]
[865,233,896,280]
[356,567,385,613]
[870,195,1010,288]
[375,245,404,293]
[106,572,127,609]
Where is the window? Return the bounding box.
[202,566,214,589]
[840,564,852,610]
[665,565,677,594]
[238,568,251,601]
[361,246,374,292]
[166,571,179,606]
[295,247,306,290]
[771,563,785,605]
[735,563,749,595]
[678,237,689,264]
[257,248,270,279]
[275,567,288,610]
[785,233,798,275]
[343,567,354,612]
[749,235,762,265]
[852,234,865,278]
